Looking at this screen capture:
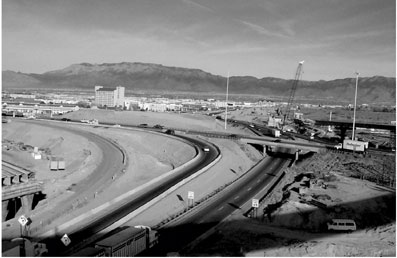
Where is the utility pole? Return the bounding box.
[352,72,359,140]
[224,72,229,130]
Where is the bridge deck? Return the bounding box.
[2,161,35,177]
[240,137,324,152]
[2,181,44,200]
[315,120,396,131]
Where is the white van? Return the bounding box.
[327,219,356,231]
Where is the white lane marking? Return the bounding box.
[234,196,240,200]
[218,206,224,211]
[247,187,252,191]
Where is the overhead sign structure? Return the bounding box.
[188,191,194,200]
[18,215,28,227]
[61,234,71,246]
[252,199,259,208]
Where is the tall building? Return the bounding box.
[94,86,125,107]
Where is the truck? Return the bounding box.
[334,143,342,150]
[94,226,158,257]
[342,139,368,152]
[271,128,281,138]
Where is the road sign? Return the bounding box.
[18,215,28,226]
[61,234,71,246]
[252,199,259,208]
[188,191,194,200]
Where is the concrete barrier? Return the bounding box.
[98,153,222,235]
[37,136,205,240]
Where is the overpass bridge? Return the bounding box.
[240,136,325,160]
[2,161,44,221]
[315,120,396,149]
[315,120,396,131]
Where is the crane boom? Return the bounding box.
[283,61,304,125]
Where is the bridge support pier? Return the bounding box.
[264,145,273,155]
[5,198,22,221]
[295,150,301,161]
[21,194,34,214]
[2,200,9,222]
[339,127,348,140]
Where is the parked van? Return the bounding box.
[327,219,356,231]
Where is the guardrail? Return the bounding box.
[152,156,271,230]
[60,140,219,256]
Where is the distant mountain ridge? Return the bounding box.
[2,62,396,104]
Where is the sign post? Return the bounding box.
[61,234,71,247]
[252,199,259,219]
[188,191,194,208]
[18,215,28,237]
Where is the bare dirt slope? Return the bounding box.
[2,120,102,194]
[1,119,196,239]
[187,152,396,256]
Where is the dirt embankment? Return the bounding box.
[261,152,395,231]
[63,109,220,131]
[187,152,396,257]
[75,125,197,197]
[2,121,101,198]
[2,120,197,239]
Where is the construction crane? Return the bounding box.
[283,61,304,125]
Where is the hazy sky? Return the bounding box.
[2,0,396,80]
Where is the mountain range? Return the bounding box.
[2,62,396,104]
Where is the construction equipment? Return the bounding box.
[283,61,304,126]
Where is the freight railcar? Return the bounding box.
[94,227,158,257]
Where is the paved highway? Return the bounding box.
[46,133,219,256]
[4,119,220,255]
[150,148,291,255]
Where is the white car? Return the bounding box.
[203,147,210,152]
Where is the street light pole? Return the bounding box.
[224,72,229,130]
[352,72,359,140]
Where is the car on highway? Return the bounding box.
[153,124,164,129]
[61,118,71,122]
[162,129,175,135]
[138,123,148,128]
[203,146,210,152]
